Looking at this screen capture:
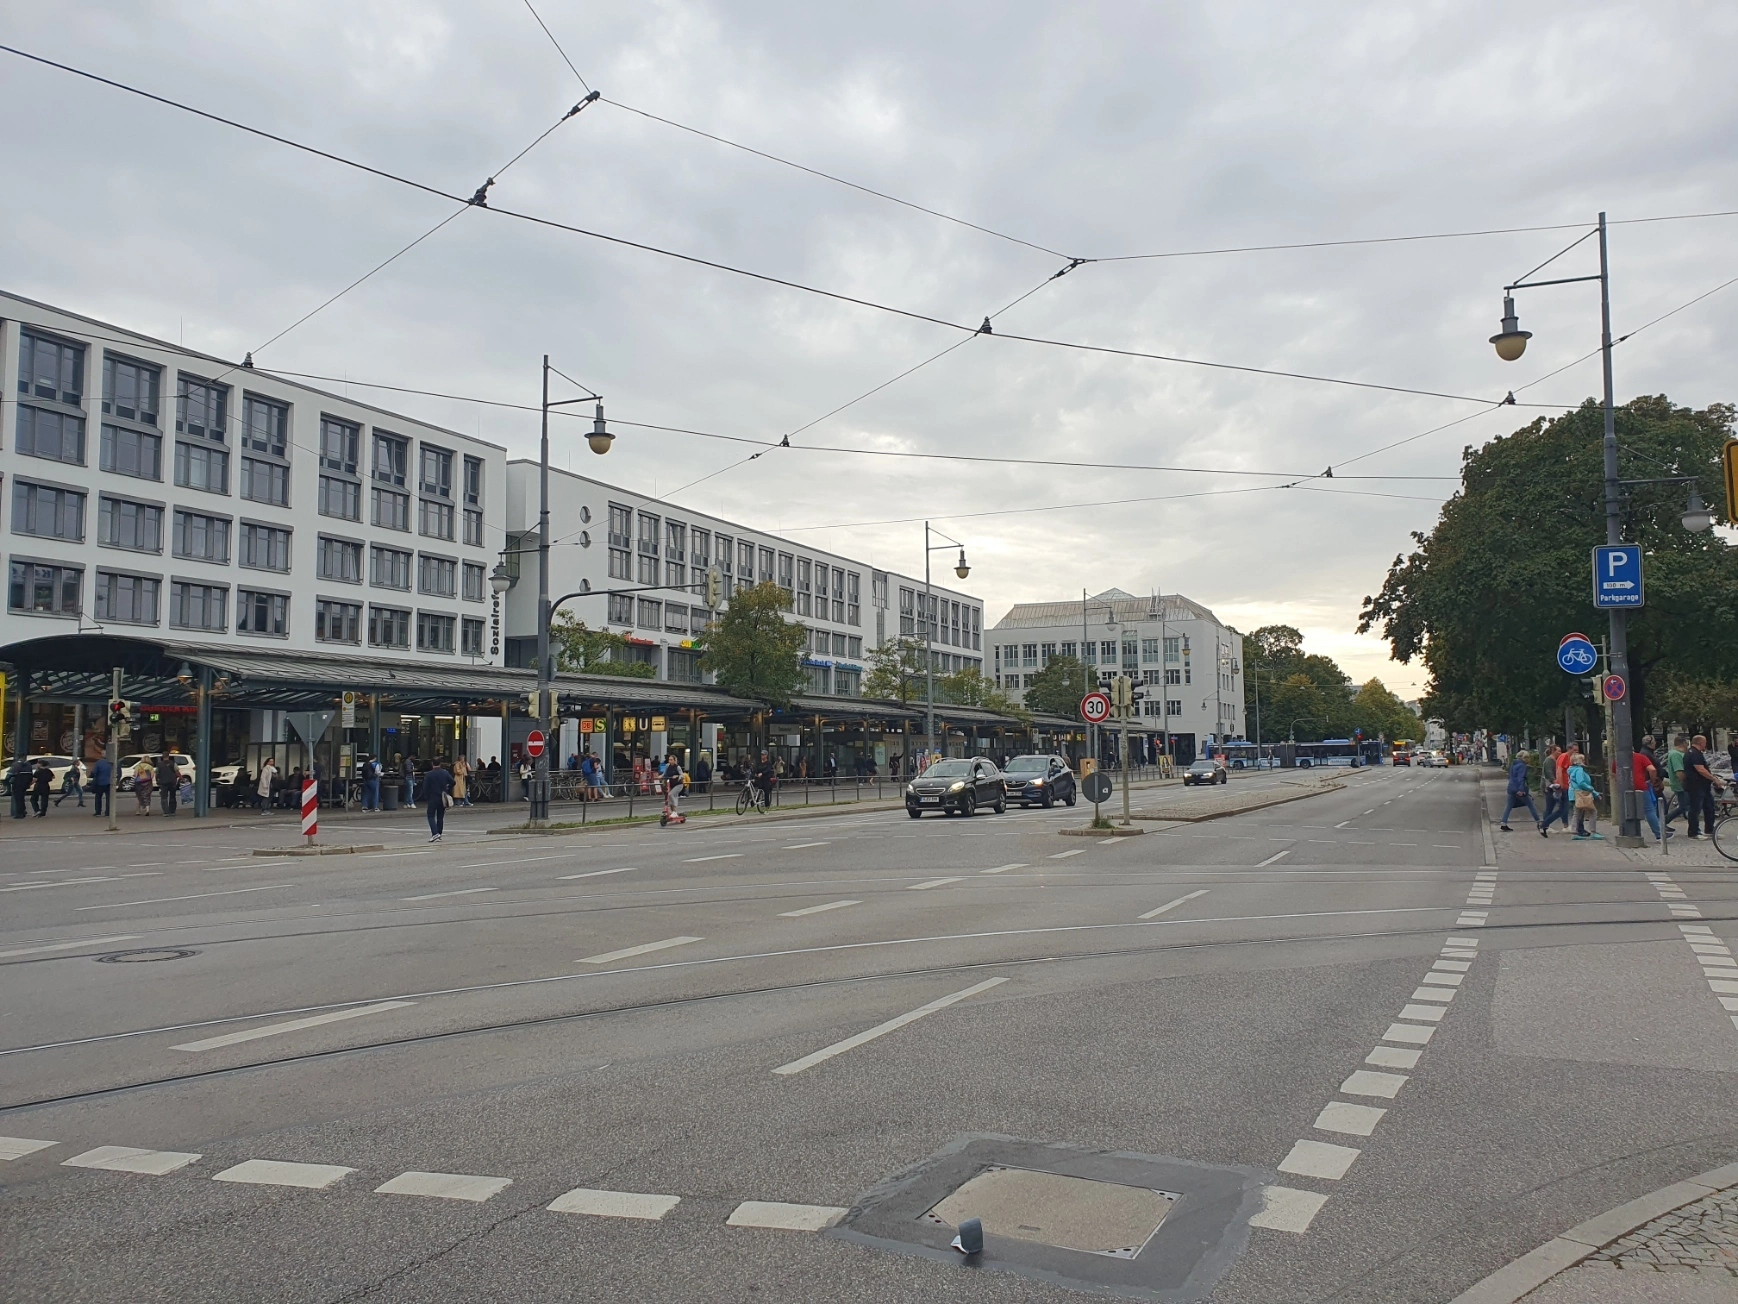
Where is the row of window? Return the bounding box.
[7,558,486,654]
[13,328,486,544]
[897,587,983,650]
[994,636,1191,670]
[604,593,714,636]
[605,503,864,626]
[803,627,864,661]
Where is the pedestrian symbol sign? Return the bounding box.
[1592,544,1644,609]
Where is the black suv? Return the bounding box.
[1001,755,1077,808]
[906,758,1007,817]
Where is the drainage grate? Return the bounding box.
[96,948,198,963]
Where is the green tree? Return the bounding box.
[695,581,809,707]
[861,636,929,704]
[1350,678,1423,741]
[1244,623,1356,741]
[939,666,1028,719]
[1358,395,1738,741]
[1023,655,1094,718]
[549,614,656,678]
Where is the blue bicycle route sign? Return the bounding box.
[1557,632,1598,675]
[1593,543,1644,609]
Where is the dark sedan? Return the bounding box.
[1183,759,1227,786]
[1001,754,1077,808]
[906,758,1007,817]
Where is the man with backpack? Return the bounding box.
[1499,751,1545,836]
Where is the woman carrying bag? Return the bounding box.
[1568,752,1602,841]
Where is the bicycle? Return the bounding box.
[1709,795,1738,862]
[735,782,772,815]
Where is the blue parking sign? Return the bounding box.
[1592,544,1643,609]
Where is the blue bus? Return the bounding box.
[1295,739,1359,767]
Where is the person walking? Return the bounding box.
[1682,733,1724,840]
[133,758,155,815]
[1567,751,1602,840]
[54,758,85,808]
[89,754,112,818]
[1662,735,1688,830]
[693,751,712,795]
[1537,742,1564,831]
[1634,735,1669,843]
[1500,750,1546,835]
[517,756,532,801]
[256,756,277,813]
[402,755,419,811]
[421,757,453,842]
[360,755,380,812]
[453,755,470,807]
[29,758,54,817]
[156,754,180,816]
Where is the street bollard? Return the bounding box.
[300,779,318,844]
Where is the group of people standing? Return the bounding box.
[1501,734,1730,841]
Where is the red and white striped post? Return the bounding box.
[300,779,318,844]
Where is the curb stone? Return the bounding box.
[1446,1162,1738,1303]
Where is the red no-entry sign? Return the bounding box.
[526,729,546,758]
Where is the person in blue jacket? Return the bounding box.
[89,755,113,817]
[1499,751,1546,837]
[1567,752,1602,840]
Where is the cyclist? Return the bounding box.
[753,750,776,811]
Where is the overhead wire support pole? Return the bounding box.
[533,354,552,826]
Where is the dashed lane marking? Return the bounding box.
[772,976,1008,1076]
[1367,1046,1421,1069]
[402,887,496,901]
[172,1001,416,1052]
[1382,1022,1435,1045]
[78,885,293,911]
[0,877,123,893]
[909,877,965,890]
[1139,890,1211,920]
[63,1146,202,1175]
[0,935,139,959]
[778,900,861,917]
[580,936,702,965]
[979,863,1026,874]
[213,1159,353,1189]
[1341,1070,1407,1099]
[783,842,831,850]
[1,1137,57,1160]
[548,1187,682,1220]
[558,867,636,880]
[1050,849,1088,859]
[1250,1186,1331,1234]
[1314,1102,1387,1137]
[726,1201,849,1231]
[1258,850,1293,867]
[1277,1140,1360,1180]
[375,1171,513,1202]
[685,854,743,863]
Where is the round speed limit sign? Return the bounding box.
[1080,692,1111,724]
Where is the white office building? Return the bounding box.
[501,462,984,695]
[988,588,1244,763]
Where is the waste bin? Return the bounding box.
[381,783,399,811]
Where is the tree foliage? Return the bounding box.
[1358,395,1738,740]
[549,614,656,678]
[1023,654,1095,718]
[695,581,809,708]
[939,666,1028,719]
[1241,624,1421,741]
[861,636,929,704]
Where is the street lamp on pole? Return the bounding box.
[531,355,610,825]
[1081,592,1119,766]
[921,522,970,763]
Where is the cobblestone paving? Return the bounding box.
[1586,1187,1738,1275]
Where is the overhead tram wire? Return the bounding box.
[518,0,591,94]
[2,42,1577,414]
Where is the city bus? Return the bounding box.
[1294,739,1360,767]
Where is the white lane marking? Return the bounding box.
[1447,936,1481,946]
[773,977,1008,1076]
[1421,972,1464,988]
[1,1136,58,1160]
[1315,1102,1387,1136]
[213,1158,353,1189]
[1410,986,1455,1003]
[1430,845,1458,849]
[1277,1139,1360,1180]
[0,876,123,893]
[1366,1046,1421,1069]
[375,1171,513,1202]
[1334,821,1354,829]
[779,900,861,918]
[1433,959,1472,972]
[580,936,701,965]
[1341,1070,1408,1099]
[784,842,831,850]
[909,877,963,890]
[63,1146,202,1175]
[1680,925,1714,934]
[1382,1022,1435,1045]
[685,854,743,863]
[465,856,563,869]
[172,1001,415,1052]
[1257,850,1293,867]
[1249,1185,1330,1234]
[726,1200,848,1231]
[980,863,1027,874]
[1050,849,1087,859]
[548,1187,682,1220]
[402,887,496,901]
[364,851,431,859]
[79,885,292,911]
[558,867,636,880]
[0,935,139,960]
[1139,890,1211,920]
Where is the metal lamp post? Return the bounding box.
[922,522,969,762]
[1081,592,1119,767]
[530,356,610,825]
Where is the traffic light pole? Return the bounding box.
[107,667,120,833]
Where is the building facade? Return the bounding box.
[501,462,984,695]
[1,291,508,765]
[988,587,1244,764]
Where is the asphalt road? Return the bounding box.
[2,766,1734,1303]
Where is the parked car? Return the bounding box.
[906,757,1007,817]
[0,754,77,797]
[1001,755,1077,808]
[116,753,197,792]
[1183,759,1227,786]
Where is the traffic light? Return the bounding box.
[1110,675,1133,710]
[108,700,132,734]
[527,689,545,718]
[705,565,722,610]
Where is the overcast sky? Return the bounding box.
[7,1,1737,696]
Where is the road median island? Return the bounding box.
[1127,770,1354,824]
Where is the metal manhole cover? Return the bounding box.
[921,1166,1178,1259]
[96,948,198,963]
